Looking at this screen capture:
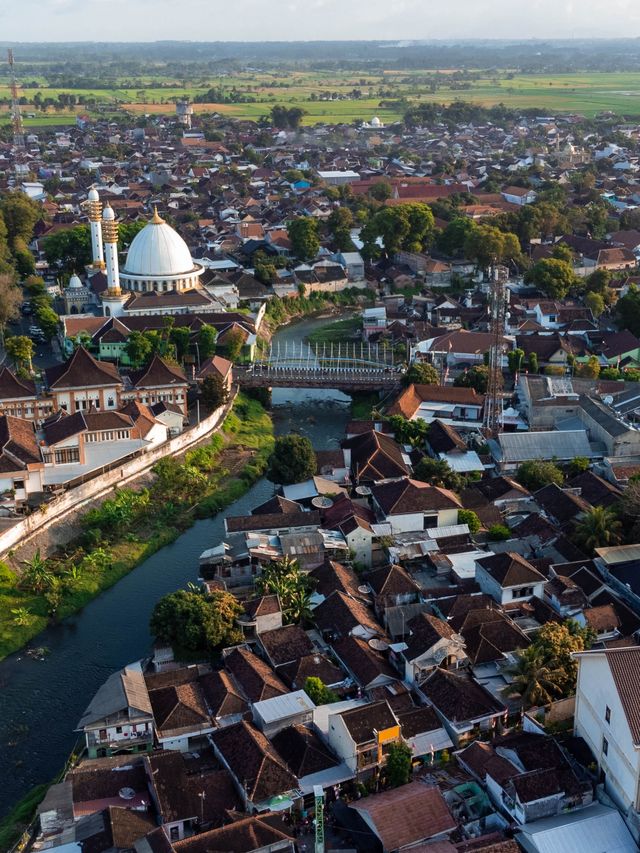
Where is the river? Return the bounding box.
[0,314,353,819]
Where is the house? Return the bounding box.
[237,595,283,638]
[223,645,289,703]
[421,667,508,745]
[494,430,593,472]
[144,666,216,751]
[196,354,233,394]
[371,477,462,533]
[332,634,397,691]
[169,813,296,853]
[389,383,484,428]
[0,414,44,506]
[475,553,547,605]
[327,700,401,776]
[366,563,421,617]
[349,782,456,852]
[395,705,453,763]
[501,186,537,205]
[415,329,513,367]
[123,355,189,418]
[399,612,467,685]
[427,419,484,474]
[252,690,315,737]
[342,430,410,484]
[313,590,383,640]
[573,646,640,822]
[211,720,300,813]
[75,663,154,758]
[0,366,53,423]
[515,803,637,853]
[45,346,122,413]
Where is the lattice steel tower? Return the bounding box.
[482,266,509,437]
[7,50,25,150]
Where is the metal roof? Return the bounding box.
[253,690,315,724]
[516,803,636,853]
[498,430,592,463]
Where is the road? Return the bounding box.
[6,313,62,371]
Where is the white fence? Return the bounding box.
[0,392,236,558]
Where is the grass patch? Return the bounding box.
[0,783,49,851]
[351,392,381,420]
[0,394,273,663]
[307,316,363,346]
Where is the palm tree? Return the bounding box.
[284,588,314,625]
[505,650,564,708]
[20,550,55,594]
[574,506,622,554]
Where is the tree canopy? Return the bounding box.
[288,216,320,261]
[525,258,577,300]
[150,588,242,655]
[403,361,440,386]
[267,433,317,485]
[515,460,564,491]
[361,203,434,259]
[454,365,489,394]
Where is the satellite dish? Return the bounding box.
[369,638,389,651]
[119,787,136,801]
[358,585,371,595]
[603,395,614,406]
[311,496,333,509]
[355,485,371,496]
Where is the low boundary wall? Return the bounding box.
[0,389,237,559]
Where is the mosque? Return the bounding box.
[65,188,216,318]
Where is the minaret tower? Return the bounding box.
[101,204,127,317]
[86,187,105,269]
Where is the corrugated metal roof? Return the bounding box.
[516,803,636,853]
[253,690,315,724]
[498,430,591,463]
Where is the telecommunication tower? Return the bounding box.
[7,49,25,150]
[482,266,509,438]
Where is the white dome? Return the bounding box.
[371,116,382,127]
[68,273,82,289]
[102,204,115,221]
[122,211,196,277]
[88,187,99,202]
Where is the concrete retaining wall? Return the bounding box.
[0,391,236,559]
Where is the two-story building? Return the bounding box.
[475,553,547,605]
[327,700,401,777]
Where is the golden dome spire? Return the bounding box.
[151,205,164,224]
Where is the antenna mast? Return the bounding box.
[7,49,25,150]
[482,265,508,438]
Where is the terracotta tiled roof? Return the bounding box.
[476,552,546,588]
[45,346,121,390]
[128,354,187,388]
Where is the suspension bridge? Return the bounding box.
[235,340,404,392]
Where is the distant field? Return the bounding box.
[3,70,640,126]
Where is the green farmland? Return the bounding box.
[3,70,640,126]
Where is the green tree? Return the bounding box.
[256,556,314,624]
[615,286,640,336]
[575,355,600,380]
[387,415,429,448]
[200,373,229,410]
[43,225,92,272]
[533,620,595,696]
[516,460,564,491]
[267,434,317,485]
[13,237,35,277]
[574,506,622,555]
[454,365,489,394]
[385,742,412,787]
[34,302,59,341]
[288,216,320,261]
[152,457,209,504]
[584,291,605,318]
[5,335,34,372]
[222,327,246,362]
[505,648,564,707]
[507,348,525,376]
[0,192,41,248]
[568,457,590,477]
[125,331,153,367]
[304,676,338,705]
[366,203,434,257]
[198,324,217,360]
[464,223,521,271]
[149,588,242,654]
[525,258,576,300]
[488,524,511,541]
[458,509,481,533]
[369,181,392,202]
[0,275,22,343]
[528,352,539,374]
[403,361,440,387]
[438,217,476,257]
[551,242,573,263]
[327,207,354,251]
[170,326,191,361]
[413,456,464,491]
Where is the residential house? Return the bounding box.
[0,414,44,506]
[211,720,300,813]
[327,700,401,776]
[349,782,456,852]
[45,346,122,413]
[399,612,467,685]
[420,667,508,746]
[75,663,154,759]
[252,690,316,737]
[342,430,410,484]
[389,383,484,428]
[332,634,397,692]
[169,814,295,853]
[371,477,462,533]
[475,553,547,605]
[573,646,640,823]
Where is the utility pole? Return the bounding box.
[482,265,509,438]
[7,49,25,151]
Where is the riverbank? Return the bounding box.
[0,394,274,662]
[258,287,371,346]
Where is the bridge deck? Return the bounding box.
[235,365,402,391]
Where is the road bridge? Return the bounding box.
[235,340,403,392]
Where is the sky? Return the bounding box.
[2,0,640,42]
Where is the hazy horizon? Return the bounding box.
[2,0,640,44]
